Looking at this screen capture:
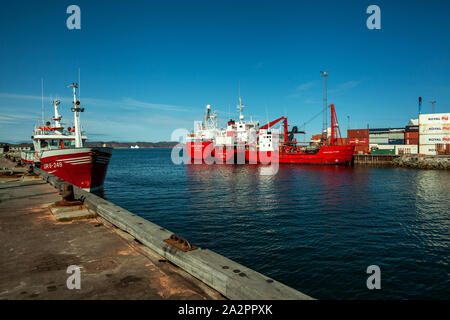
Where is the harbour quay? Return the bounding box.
[353,154,450,169]
[0,155,313,300]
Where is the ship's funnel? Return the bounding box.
[204,104,211,129]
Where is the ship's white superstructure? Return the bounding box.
[186,97,260,161]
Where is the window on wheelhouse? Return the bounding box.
[39,140,49,149]
[39,139,65,150]
[62,140,76,148]
[49,140,59,148]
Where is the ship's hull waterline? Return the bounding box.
[186,142,354,165]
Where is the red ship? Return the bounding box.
[247,104,354,165]
[186,100,354,165]
[186,99,259,163]
[21,83,112,191]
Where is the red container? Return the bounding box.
[348,129,369,139]
[311,134,323,141]
[406,138,419,145]
[405,132,419,139]
[348,137,369,145]
[326,138,347,145]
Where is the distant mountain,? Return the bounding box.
[84,141,179,148]
[0,141,179,149]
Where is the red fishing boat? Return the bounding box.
[21,83,112,191]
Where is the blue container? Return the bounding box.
[388,139,404,145]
